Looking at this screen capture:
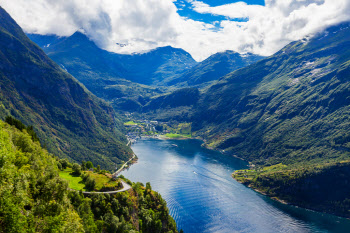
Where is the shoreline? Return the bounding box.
[124,136,350,221]
[232,175,350,220]
[233,177,289,205]
[113,153,137,177]
[157,134,192,140]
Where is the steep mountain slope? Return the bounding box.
[28,33,197,112]
[190,22,350,217]
[121,45,197,85]
[194,22,350,166]
[168,51,264,87]
[141,88,200,121]
[0,7,132,170]
[28,32,197,86]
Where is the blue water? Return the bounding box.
[121,138,350,233]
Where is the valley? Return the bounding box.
[28,18,350,221]
[1,1,350,232]
[0,7,179,233]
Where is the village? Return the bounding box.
[123,113,192,144]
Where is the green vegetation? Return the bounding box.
[0,119,179,232]
[0,7,132,171]
[0,120,84,232]
[5,116,40,143]
[124,121,138,126]
[84,172,120,191]
[59,168,86,191]
[233,161,350,218]
[142,88,199,122]
[167,51,264,87]
[163,133,191,139]
[59,164,122,192]
[193,23,350,168]
[189,23,350,217]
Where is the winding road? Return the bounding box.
[78,141,135,195]
[113,153,136,177]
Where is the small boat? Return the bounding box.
[172,144,178,147]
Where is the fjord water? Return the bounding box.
[121,139,350,233]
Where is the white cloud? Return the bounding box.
[0,0,349,61]
[188,0,350,58]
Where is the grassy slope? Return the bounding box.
[163,133,191,139]
[59,168,86,191]
[59,169,121,191]
[124,121,138,126]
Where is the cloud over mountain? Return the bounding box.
[1,0,349,61]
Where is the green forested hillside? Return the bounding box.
[0,120,179,232]
[0,7,132,170]
[194,23,350,166]
[28,32,196,86]
[233,161,350,217]
[189,23,350,216]
[0,120,83,232]
[168,51,264,87]
[28,32,198,112]
[141,88,199,121]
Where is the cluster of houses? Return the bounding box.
[124,118,171,143]
[125,120,169,143]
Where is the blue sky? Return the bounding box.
[174,0,264,26]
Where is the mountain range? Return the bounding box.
[18,5,350,219]
[28,32,197,86]
[28,32,265,113]
[167,50,264,87]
